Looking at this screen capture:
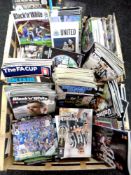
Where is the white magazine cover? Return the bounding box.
[50,22,79,53]
[50,10,80,53]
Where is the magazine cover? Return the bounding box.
[56,84,95,107]
[42,46,84,68]
[12,116,57,161]
[56,84,96,94]
[56,108,93,158]
[90,83,114,112]
[11,9,51,45]
[57,93,94,108]
[17,45,43,59]
[50,18,79,52]
[2,65,51,78]
[92,125,131,175]
[10,96,56,120]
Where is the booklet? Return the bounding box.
[50,8,81,52]
[50,21,79,52]
[92,125,131,175]
[56,108,93,158]
[11,9,51,45]
[12,116,57,161]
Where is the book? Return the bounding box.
[12,116,57,161]
[55,108,93,158]
[92,125,131,175]
[11,9,51,45]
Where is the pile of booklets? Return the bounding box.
[81,14,118,53]
[1,0,131,174]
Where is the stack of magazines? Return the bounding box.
[82,42,124,82]
[1,1,131,174]
[82,14,117,53]
[53,67,96,107]
[5,83,56,120]
[5,83,58,163]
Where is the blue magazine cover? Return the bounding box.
[12,116,57,161]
